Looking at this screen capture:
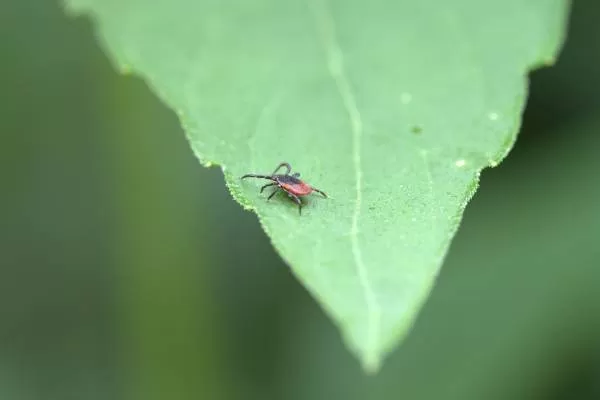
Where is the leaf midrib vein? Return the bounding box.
[310,0,381,370]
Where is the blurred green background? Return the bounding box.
[1,1,599,399]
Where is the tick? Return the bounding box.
[241,162,327,215]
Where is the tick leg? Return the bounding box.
[241,174,273,180]
[272,162,291,176]
[288,193,303,215]
[260,182,277,193]
[267,188,281,201]
[312,188,328,198]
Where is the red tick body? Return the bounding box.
[279,177,313,196]
[241,162,327,215]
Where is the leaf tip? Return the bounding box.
[61,0,85,18]
[362,354,382,375]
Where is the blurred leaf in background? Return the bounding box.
[0,1,598,400]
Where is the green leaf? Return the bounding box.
[64,0,568,372]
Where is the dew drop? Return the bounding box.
[400,92,413,104]
[455,159,466,167]
[488,111,499,121]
